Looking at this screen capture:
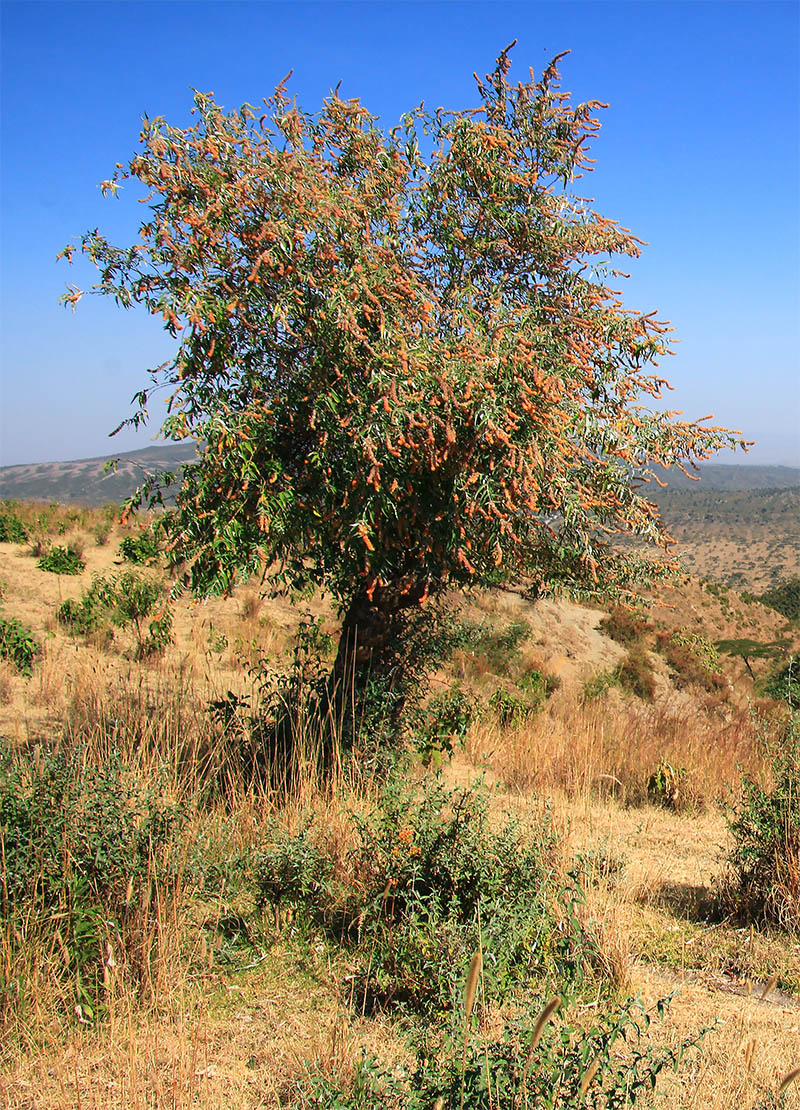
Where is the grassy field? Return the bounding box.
[0,501,798,1109]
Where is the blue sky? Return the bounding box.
[1,0,798,467]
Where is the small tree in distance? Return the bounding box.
[61,45,745,736]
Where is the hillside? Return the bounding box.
[0,442,196,506]
[1,502,799,1108]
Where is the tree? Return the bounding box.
[61,46,744,734]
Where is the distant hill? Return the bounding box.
[0,443,197,506]
[648,463,800,492]
[2,447,797,508]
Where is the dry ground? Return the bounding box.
[1,515,798,1108]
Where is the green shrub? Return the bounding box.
[118,527,161,565]
[0,747,186,1021]
[726,712,800,930]
[763,659,800,706]
[456,618,532,676]
[37,544,85,575]
[57,574,118,637]
[656,629,726,694]
[413,684,480,764]
[581,667,620,702]
[0,511,28,544]
[256,777,595,1016]
[0,615,41,676]
[304,994,707,1109]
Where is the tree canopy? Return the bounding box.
[62,46,744,715]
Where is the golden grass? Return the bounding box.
[1,511,798,1107]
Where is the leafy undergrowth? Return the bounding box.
[1,507,799,1107]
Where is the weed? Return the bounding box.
[647,760,688,810]
[618,646,657,701]
[600,605,652,645]
[0,746,187,1023]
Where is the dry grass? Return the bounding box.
[1,510,798,1107]
[464,688,764,808]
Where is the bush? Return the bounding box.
[763,659,800,706]
[618,646,657,701]
[0,615,41,676]
[0,511,28,544]
[256,777,596,1016]
[656,629,726,694]
[456,618,532,677]
[600,605,652,645]
[0,747,186,1021]
[57,574,118,637]
[118,526,161,565]
[726,712,800,930]
[413,684,480,764]
[304,993,707,1109]
[37,544,85,575]
[760,577,800,624]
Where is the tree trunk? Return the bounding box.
[330,579,429,744]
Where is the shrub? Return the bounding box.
[413,684,480,765]
[763,658,800,706]
[304,993,707,1109]
[0,747,186,1021]
[111,569,172,658]
[57,574,117,637]
[37,544,85,575]
[656,629,726,694]
[455,618,532,677]
[726,712,800,930]
[647,760,688,810]
[256,777,596,1016]
[118,527,161,565]
[618,646,657,701]
[600,605,652,645]
[0,615,41,676]
[760,577,800,624]
[0,511,28,544]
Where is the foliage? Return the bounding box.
[412,683,481,765]
[57,574,118,637]
[0,746,186,1021]
[37,544,85,575]
[763,658,800,705]
[600,605,652,645]
[63,47,742,727]
[118,525,161,565]
[726,712,800,930]
[0,510,28,544]
[0,615,41,676]
[256,776,595,1016]
[488,672,556,724]
[656,629,726,694]
[617,646,657,701]
[648,760,688,810]
[716,638,789,682]
[57,570,172,658]
[759,577,800,624]
[111,569,172,657]
[302,994,707,1109]
[581,667,621,703]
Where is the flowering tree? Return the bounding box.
[62,46,743,722]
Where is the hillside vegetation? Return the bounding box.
[1,499,799,1109]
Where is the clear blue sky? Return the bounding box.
[1,0,798,467]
